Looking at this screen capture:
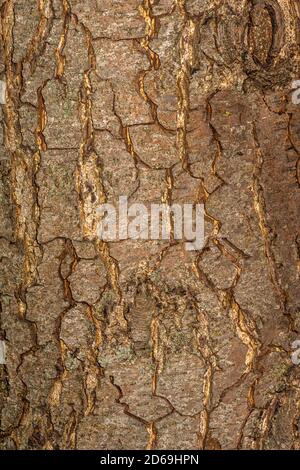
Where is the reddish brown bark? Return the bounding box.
[0,0,300,450]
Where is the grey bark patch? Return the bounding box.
[0,81,6,104]
[0,340,6,364]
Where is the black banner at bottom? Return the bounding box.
[0,450,298,465]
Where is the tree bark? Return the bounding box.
[0,0,300,450]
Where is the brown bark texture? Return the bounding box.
[0,0,300,451]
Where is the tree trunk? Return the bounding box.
[0,0,300,450]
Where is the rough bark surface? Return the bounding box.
[0,0,300,450]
